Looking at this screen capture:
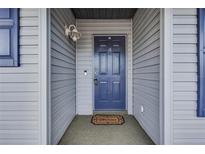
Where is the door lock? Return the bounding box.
[94,78,98,85]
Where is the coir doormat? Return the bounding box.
[91,114,125,125]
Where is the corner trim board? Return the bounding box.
[159,8,173,145]
[39,8,49,145]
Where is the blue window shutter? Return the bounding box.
[0,8,19,67]
[197,9,205,117]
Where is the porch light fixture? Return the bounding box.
[65,24,81,42]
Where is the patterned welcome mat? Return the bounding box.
[91,114,125,125]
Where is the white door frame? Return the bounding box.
[159,8,173,145]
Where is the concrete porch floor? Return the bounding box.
[59,115,154,145]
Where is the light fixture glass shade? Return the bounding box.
[70,29,81,42]
[64,24,81,42]
[64,25,71,36]
[72,35,77,42]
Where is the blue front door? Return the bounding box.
[94,36,125,110]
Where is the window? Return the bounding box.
[198,9,205,117]
[0,8,19,67]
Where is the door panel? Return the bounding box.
[99,52,108,74]
[94,36,125,110]
[99,81,109,100]
[112,81,120,100]
[112,52,120,74]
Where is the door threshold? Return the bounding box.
[93,110,128,115]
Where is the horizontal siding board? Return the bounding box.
[133,14,160,46]
[173,9,197,16]
[132,9,160,144]
[173,73,197,81]
[0,74,38,83]
[51,39,75,59]
[133,85,159,99]
[173,63,197,73]
[174,101,197,110]
[133,73,159,81]
[133,65,159,74]
[52,98,75,119]
[20,36,38,45]
[0,83,38,92]
[0,65,38,74]
[174,120,205,129]
[0,102,38,111]
[133,98,159,119]
[50,8,76,145]
[173,92,197,101]
[133,56,160,69]
[133,48,160,64]
[173,35,197,44]
[173,54,197,63]
[20,55,39,64]
[0,111,39,121]
[173,25,197,34]
[20,9,38,17]
[0,92,38,102]
[174,129,205,139]
[19,18,38,27]
[0,8,40,144]
[20,27,38,36]
[174,139,205,145]
[51,48,75,64]
[51,25,75,54]
[133,39,160,59]
[51,57,75,69]
[0,140,39,145]
[52,90,76,104]
[20,46,38,54]
[51,95,75,113]
[173,44,197,54]
[51,32,75,55]
[173,82,197,91]
[0,130,39,139]
[133,9,157,33]
[51,85,75,99]
[133,31,160,53]
[173,16,197,25]
[0,121,39,130]
[173,8,205,144]
[133,79,159,89]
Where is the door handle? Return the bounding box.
[94,78,98,85]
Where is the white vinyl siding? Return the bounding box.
[76,19,132,115]
[50,8,76,145]
[132,8,160,144]
[172,8,205,145]
[0,9,40,144]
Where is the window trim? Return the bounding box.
[197,8,205,117]
[0,8,19,67]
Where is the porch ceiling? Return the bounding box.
[71,8,137,19]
